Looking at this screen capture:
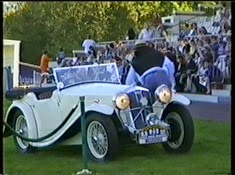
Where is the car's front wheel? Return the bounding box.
[13,110,35,154]
[161,103,195,153]
[86,113,119,162]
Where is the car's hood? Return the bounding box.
[60,83,148,97]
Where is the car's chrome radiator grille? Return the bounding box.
[128,90,153,129]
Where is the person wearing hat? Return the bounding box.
[125,40,173,98]
[132,40,165,74]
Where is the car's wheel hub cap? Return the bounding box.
[97,133,105,144]
[168,118,181,142]
[92,133,105,144]
[18,129,24,135]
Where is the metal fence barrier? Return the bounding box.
[19,62,41,86]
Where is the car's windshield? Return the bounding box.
[53,63,120,88]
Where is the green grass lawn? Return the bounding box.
[3,100,231,175]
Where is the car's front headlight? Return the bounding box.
[113,93,130,110]
[155,85,172,104]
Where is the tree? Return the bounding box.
[4,1,215,64]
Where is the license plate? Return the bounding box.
[137,126,168,144]
[138,135,168,144]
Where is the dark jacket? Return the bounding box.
[120,65,131,84]
[206,65,223,83]
[183,44,191,54]
[128,28,136,40]
[176,63,187,74]
[186,59,198,74]
[131,46,165,76]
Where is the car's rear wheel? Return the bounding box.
[161,103,194,153]
[13,110,35,154]
[86,113,119,162]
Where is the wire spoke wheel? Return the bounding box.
[86,113,119,162]
[162,104,194,153]
[15,115,29,149]
[87,121,108,159]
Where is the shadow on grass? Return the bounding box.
[10,119,229,161]
[33,145,83,159]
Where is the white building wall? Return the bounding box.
[3,39,21,87]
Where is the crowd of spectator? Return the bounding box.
[51,3,231,95]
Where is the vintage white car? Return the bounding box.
[4,63,194,162]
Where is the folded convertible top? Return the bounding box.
[5,86,56,101]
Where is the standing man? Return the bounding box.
[125,40,175,85]
[152,17,162,39]
[57,47,66,66]
[125,40,173,99]
[138,24,155,41]
[125,40,165,84]
[40,50,52,86]
[82,35,96,57]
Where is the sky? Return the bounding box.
[3,2,23,15]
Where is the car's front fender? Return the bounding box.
[85,103,114,116]
[170,93,191,105]
[4,101,38,140]
[156,93,190,120]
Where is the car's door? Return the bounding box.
[33,90,63,137]
[58,92,80,120]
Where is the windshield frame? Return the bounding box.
[53,63,121,89]
[59,81,120,91]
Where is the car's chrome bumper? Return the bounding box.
[121,111,170,144]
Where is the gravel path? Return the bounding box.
[186,101,231,122]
